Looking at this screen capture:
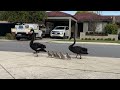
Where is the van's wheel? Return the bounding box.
[39,36,43,40]
[63,33,66,39]
[16,37,20,40]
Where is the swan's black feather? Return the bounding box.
[29,29,46,54]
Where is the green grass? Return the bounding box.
[0,36,6,39]
[55,39,120,44]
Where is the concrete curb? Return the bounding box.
[0,51,120,59]
[0,39,120,45]
[50,41,120,45]
[0,39,16,41]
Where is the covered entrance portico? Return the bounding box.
[45,16,78,38]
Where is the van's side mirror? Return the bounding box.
[66,27,69,30]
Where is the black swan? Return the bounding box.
[30,29,46,56]
[69,32,88,59]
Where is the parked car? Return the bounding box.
[50,26,69,39]
[11,23,43,40]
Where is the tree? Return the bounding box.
[104,23,118,34]
[0,11,47,23]
[75,11,89,14]
[75,11,102,15]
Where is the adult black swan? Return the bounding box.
[69,33,88,59]
[30,29,46,56]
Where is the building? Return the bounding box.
[45,11,119,38]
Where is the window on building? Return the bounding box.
[88,22,97,32]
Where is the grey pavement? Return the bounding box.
[0,51,120,79]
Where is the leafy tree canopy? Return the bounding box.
[0,11,47,23]
[75,11,101,15]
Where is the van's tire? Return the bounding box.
[39,36,43,40]
[16,37,21,40]
[63,33,66,39]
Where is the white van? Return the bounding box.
[11,23,43,40]
[50,26,69,38]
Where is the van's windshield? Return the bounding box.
[55,27,65,30]
[18,25,24,29]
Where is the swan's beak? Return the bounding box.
[29,31,33,34]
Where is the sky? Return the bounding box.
[61,11,120,15]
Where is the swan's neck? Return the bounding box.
[30,33,35,45]
[70,34,76,47]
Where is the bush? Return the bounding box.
[112,38,115,41]
[104,38,112,41]
[100,38,103,40]
[107,38,111,41]
[92,38,95,40]
[5,33,15,40]
[89,32,93,35]
[86,32,88,35]
[85,38,88,40]
[88,38,91,40]
[104,38,108,41]
[81,38,84,40]
[97,38,100,40]
[104,23,118,34]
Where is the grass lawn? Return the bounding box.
[55,39,120,44]
[0,36,6,39]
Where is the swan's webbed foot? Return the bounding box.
[33,52,36,54]
[80,54,82,59]
[76,54,78,58]
[34,53,38,57]
[36,53,38,57]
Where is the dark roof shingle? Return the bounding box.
[74,12,112,22]
[47,11,120,23]
[47,11,77,20]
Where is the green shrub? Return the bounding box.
[104,23,118,34]
[97,38,100,40]
[104,38,111,41]
[88,38,91,40]
[5,33,15,40]
[86,32,88,35]
[104,38,108,41]
[89,32,93,35]
[100,38,103,40]
[92,38,95,40]
[81,38,84,40]
[112,38,115,41]
[85,38,88,40]
[107,38,111,41]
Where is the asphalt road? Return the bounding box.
[0,40,120,58]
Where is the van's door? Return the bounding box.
[65,27,69,36]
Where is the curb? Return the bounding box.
[0,51,120,59]
[50,41,120,45]
[0,39,16,41]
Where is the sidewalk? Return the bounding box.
[0,51,120,79]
